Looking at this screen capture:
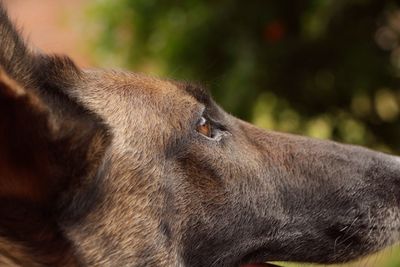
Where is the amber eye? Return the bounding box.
[197,116,213,137]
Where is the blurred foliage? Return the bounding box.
[86,0,400,266]
[275,245,400,266]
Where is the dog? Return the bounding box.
[0,3,399,267]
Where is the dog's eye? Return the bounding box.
[197,116,213,138]
[196,116,228,141]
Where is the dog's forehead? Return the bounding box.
[73,69,204,139]
[81,69,203,105]
[82,69,187,96]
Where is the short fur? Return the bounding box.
[0,3,399,267]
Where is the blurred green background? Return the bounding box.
[86,0,400,266]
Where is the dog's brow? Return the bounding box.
[183,84,211,106]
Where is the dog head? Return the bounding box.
[0,4,399,267]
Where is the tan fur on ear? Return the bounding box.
[0,238,42,267]
[0,67,46,109]
[0,68,25,97]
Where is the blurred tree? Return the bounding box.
[88,0,400,153]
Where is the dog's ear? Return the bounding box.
[0,7,110,205]
[0,67,49,201]
[0,66,110,205]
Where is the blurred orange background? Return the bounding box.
[3,0,90,67]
